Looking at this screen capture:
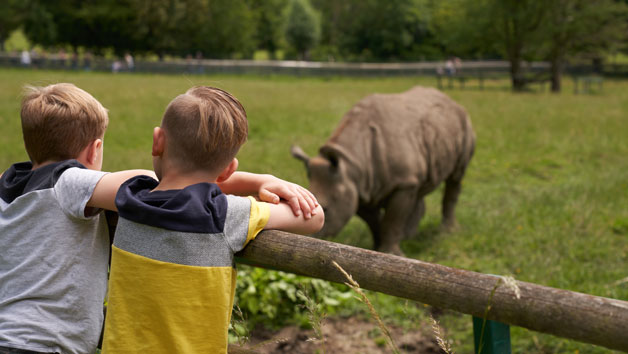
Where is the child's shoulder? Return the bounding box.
[1,160,105,207]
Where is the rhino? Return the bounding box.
[291,86,475,255]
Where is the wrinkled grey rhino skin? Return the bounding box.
[292,86,475,255]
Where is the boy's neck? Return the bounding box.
[153,169,218,191]
[31,160,57,170]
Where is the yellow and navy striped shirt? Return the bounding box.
[102,176,269,354]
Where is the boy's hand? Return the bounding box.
[258,177,319,219]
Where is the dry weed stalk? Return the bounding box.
[611,276,628,287]
[232,305,250,346]
[229,305,288,353]
[477,275,521,354]
[331,260,400,354]
[501,276,521,299]
[430,315,454,354]
[298,285,327,353]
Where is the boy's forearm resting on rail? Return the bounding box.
[87,169,157,211]
[264,202,325,235]
[219,171,319,218]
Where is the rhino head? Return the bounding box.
[291,145,359,238]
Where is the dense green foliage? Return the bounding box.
[0,68,626,352]
[284,0,320,60]
[234,266,352,328]
[432,0,628,91]
[0,0,23,51]
[4,0,627,65]
[4,0,628,93]
[4,0,627,92]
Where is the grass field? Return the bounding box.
[1,68,626,353]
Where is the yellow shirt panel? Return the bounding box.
[245,196,270,245]
[102,246,236,354]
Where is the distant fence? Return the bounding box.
[236,231,628,352]
[3,52,624,80]
[0,52,542,77]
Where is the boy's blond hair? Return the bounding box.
[21,83,109,164]
[161,86,248,172]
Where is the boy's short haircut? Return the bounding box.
[21,83,109,164]
[161,86,248,172]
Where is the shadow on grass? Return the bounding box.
[402,217,445,257]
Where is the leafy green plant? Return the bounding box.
[233,265,352,330]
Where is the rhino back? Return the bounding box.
[325,86,474,202]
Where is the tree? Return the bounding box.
[126,0,192,58]
[541,0,628,92]
[196,0,256,59]
[21,0,139,55]
[21,0,59,49]
[285,0,321,60]
[78,0,140,55]
[0,0,24,51]
[433,0,547,91]
[248,0,288,59]
[332,0,432,62]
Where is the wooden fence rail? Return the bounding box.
[235,230,628,352]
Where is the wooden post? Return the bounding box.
[235,231,628,352]
[473,316,511,354]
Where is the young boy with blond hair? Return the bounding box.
[0,84,318,354]
[101,86,324,353]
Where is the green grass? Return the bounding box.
[1,68,626,353]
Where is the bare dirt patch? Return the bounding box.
[230,316,442,353]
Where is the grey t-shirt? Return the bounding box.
[0,161,109,354]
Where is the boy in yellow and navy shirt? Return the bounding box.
[102,87,324,353]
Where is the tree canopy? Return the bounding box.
[3,0,627,91]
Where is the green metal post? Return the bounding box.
[473,316,511,354]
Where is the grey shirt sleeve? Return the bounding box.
[54,167,108,220]
[224,195,252,253]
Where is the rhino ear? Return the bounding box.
[319,145,340,170]
[291,145,310,168]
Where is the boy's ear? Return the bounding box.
[90,139,103,162]
[79,138,103,167]
[152,127,165,157]
[216,158,238,183]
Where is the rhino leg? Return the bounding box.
[378,188,420,255]
[357,206,383,249]
[403,198,425,238]
[441,177,461,231]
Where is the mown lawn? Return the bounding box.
[1,68,626,353]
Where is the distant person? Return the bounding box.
[186,53,194,73]
[101,86,324,354]
[454,57,462,75]
[112,60,122,73]
[445,58,456,76]
[71,52,79,70]
[20,50,31,67]
[84,51,93,71]
[57,49,67,68]
[124,53,134,72]
[0,83,319,354]
[195,50,204,74]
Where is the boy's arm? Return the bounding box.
[219,171,318,219]
[264,201,325,235]
[87,169,157,211]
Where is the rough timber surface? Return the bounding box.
[236,231,628,352]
